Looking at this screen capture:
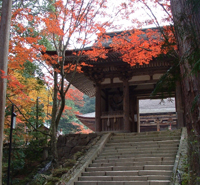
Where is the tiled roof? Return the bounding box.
[77,98,175,118]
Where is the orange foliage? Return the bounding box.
[110,29,162,66]
[66,87,84,106]
[41,0,175,72]
[84,28,163,66]
[2,6,51,128]
[83,45,108,62]
[161,26,177,53]
[5,70,52,127]
[83,0,174,66]
[85,27,176,67]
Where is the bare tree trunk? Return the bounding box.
[50,70,59,166]
[170,0,200,183]
[50,67,68,167]
[0,1,12,184]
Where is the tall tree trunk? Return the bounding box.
[170,0,200,183]
[170,0,200,133]
[0,1,12,184]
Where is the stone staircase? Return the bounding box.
[73,130,182,185]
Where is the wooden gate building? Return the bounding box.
[46,30,185,133]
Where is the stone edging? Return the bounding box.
[170,127,187,185]
[57,132,112,185]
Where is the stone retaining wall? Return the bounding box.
[57,133,100,161]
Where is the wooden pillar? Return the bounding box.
[155,118,160,131]
[137,99,140,133]
[130,95,137,132]
[123,79,130,132]
[175,81,184,128]
[95,84,101,132]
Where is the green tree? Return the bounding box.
[79,95,95,114]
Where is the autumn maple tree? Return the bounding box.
[40,0,122,165]
[0,0,95,169]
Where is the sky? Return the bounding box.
[104,0,171,32]
[75,0,172,48]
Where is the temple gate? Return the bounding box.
[61,55,184,132]
[46,30,185,133]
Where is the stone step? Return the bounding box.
[79,176,147,181]
[110,131,180,136]
[112,132,180,137]
[103,145,178,152]
[72,130,181,185]
[108,142,179,147]
[82,170,172,176]
[90,161,175,167]
[102,149,177,153]
[104,143,179,150]
[78,175,171,181]
[75,180,170,185]
[109,136,180,141]
[94,157,175,163]
[138,170,172,176]
[103,147,178,151]
[108,136,180,143]
[85,166,144,171]
[105,140,180,147]
[144,165,173,170]
[112,130,181,136]
[81,171,138,176]
[101,148,178,155]
[109,135,180,141]
[96,153,176,160]
[85,165,173,172]
[110,132,181,139]
[100,152,177,157]
[101,148,177,156]
[104,143,179,148]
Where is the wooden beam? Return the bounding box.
[101,83,123,89]
[137,98,140,133]
[129,80,158,86]
[130,96,137,132]
[102,67,171,79]
[133,89,176,98]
